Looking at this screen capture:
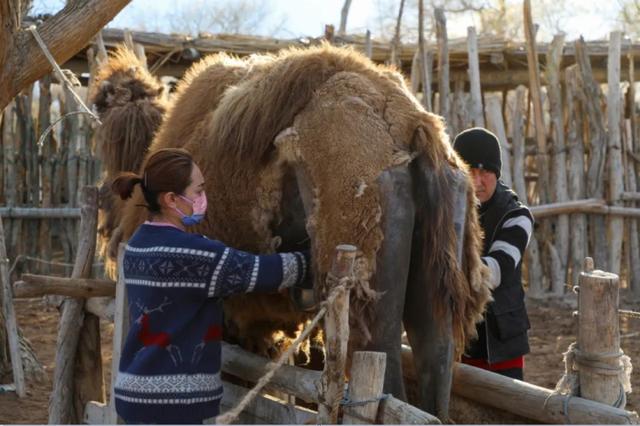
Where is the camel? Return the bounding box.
[92,44,492,420]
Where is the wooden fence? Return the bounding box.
[3,9,640,303]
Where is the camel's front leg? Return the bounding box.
[364,166,415,400]
[404,167,467,421]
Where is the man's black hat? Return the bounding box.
[453,127,502,178]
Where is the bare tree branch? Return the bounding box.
[0,0,131,111]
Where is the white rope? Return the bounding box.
[8,254,103,276]
[216,276,353,424]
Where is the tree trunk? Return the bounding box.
[435,8,450,135]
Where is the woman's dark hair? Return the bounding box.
[111,148,194,213]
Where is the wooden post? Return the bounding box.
[106,244,128,424]
[523,0,550,204]
[577,258,624,406]
[343,351,386,424]
[38,74,53,275]
[608,31,624,276]
[451,76,467,136]
[546,33,569,293]
[575,37,608,270]
[435,8,450,135]
[418,0,432,111]
[565,65,588,285]
[628,53,640,299]
[410,50,421,95]
[389,0,405,68]
[512,85,543,297]
[467,26,484,127]
[2,102,16,260]
[48,186,100,424]
[338,0,353,36]
[0,215,26,397]
[486,94,513,188]
[317,244,356,424]
[364,30,372,59]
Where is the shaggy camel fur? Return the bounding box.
[101,44,491,417]
[90,47,166,267]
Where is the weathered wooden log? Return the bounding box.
[466,26,484,127]
[576,36,608,270]
[317,244,356,424]
[106,244,128,424]
[380,395,441,424]
[38,74,54,274]
[524,0,550,204]
[417,0,432,111]
[364,30,372,59]
[13,274,115,298]
[511,85,543,297]
[435,7,450,133]
[608,31,625,275]
[577,259,625,406]
[0,207,82,218]
[338,0,353,36]
[486,94,512,188]
[0,215,26,397]
[343,351,386,424]
[220,380,315,424]
[48,186,102,424]
[388,0,405,68]
[629,53,640,299]
[400,346,639,424]
[531,199,640,218]
[546,33,569,294]
[221,342,321,403]
[2,101,17,258]
[565,65,588,284]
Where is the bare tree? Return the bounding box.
[165,0,286,36]
[0,0,131,111]
[618,0,640,38]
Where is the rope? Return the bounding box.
[28,26,101,125]
[216,278,352,424]
[36,111,97,148]
[340,387,389,408]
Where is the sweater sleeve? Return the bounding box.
[481,209,533,290]
[207,245,311,299]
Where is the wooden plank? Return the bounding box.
[106,244,129,424]
[388,0,405,67]
[317,245,355,424]
[575,37,608,270]
[38,74,53,275]
[511,85,543,297]
[435,8,450,133]
[0,207,82,218]
[343,351,386,424]
[13,274,115,298]
[85,297,115,322]
[565,65,588,284]
[418,0,432,111]
[220,381,315,424]
[629,52,640,300]
[2,101,16,259]
[0,215,26,397]
[485,94,512,188]
[546,33,569,294]
[466,26,484,127]
[578,262,623,405]
[48,186,100,424]
[221,343,321,403]
[524,0,550,204]
[607,31,624,275]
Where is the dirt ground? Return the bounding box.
[1,296,639,424]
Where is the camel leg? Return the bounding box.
[364,166,415,400]
[404,167,467,420]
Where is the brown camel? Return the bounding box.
[92,43,491,420]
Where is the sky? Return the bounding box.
[31,0,621,42]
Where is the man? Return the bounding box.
[453,127,533,380]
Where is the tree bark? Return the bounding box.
[0,0,131,111]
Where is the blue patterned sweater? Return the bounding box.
[114,223,310,424]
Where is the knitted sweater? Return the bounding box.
[114,223,310,424]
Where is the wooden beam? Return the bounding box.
[531,198,640,218]
[466,26,484,127]
[221,342,321,403]
[317,245,355,424]
[13,274,115,299]
[48,187,101,424]
[343,351,386,424]
[0,0,131,111]
[0,207,81,219]
[0,215,26,398]
[435,7,450,131]
[85,297,114,322]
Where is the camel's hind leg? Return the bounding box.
[364,165,415,401]
[404,166,467,420]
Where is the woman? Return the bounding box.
[111,148,311,424]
